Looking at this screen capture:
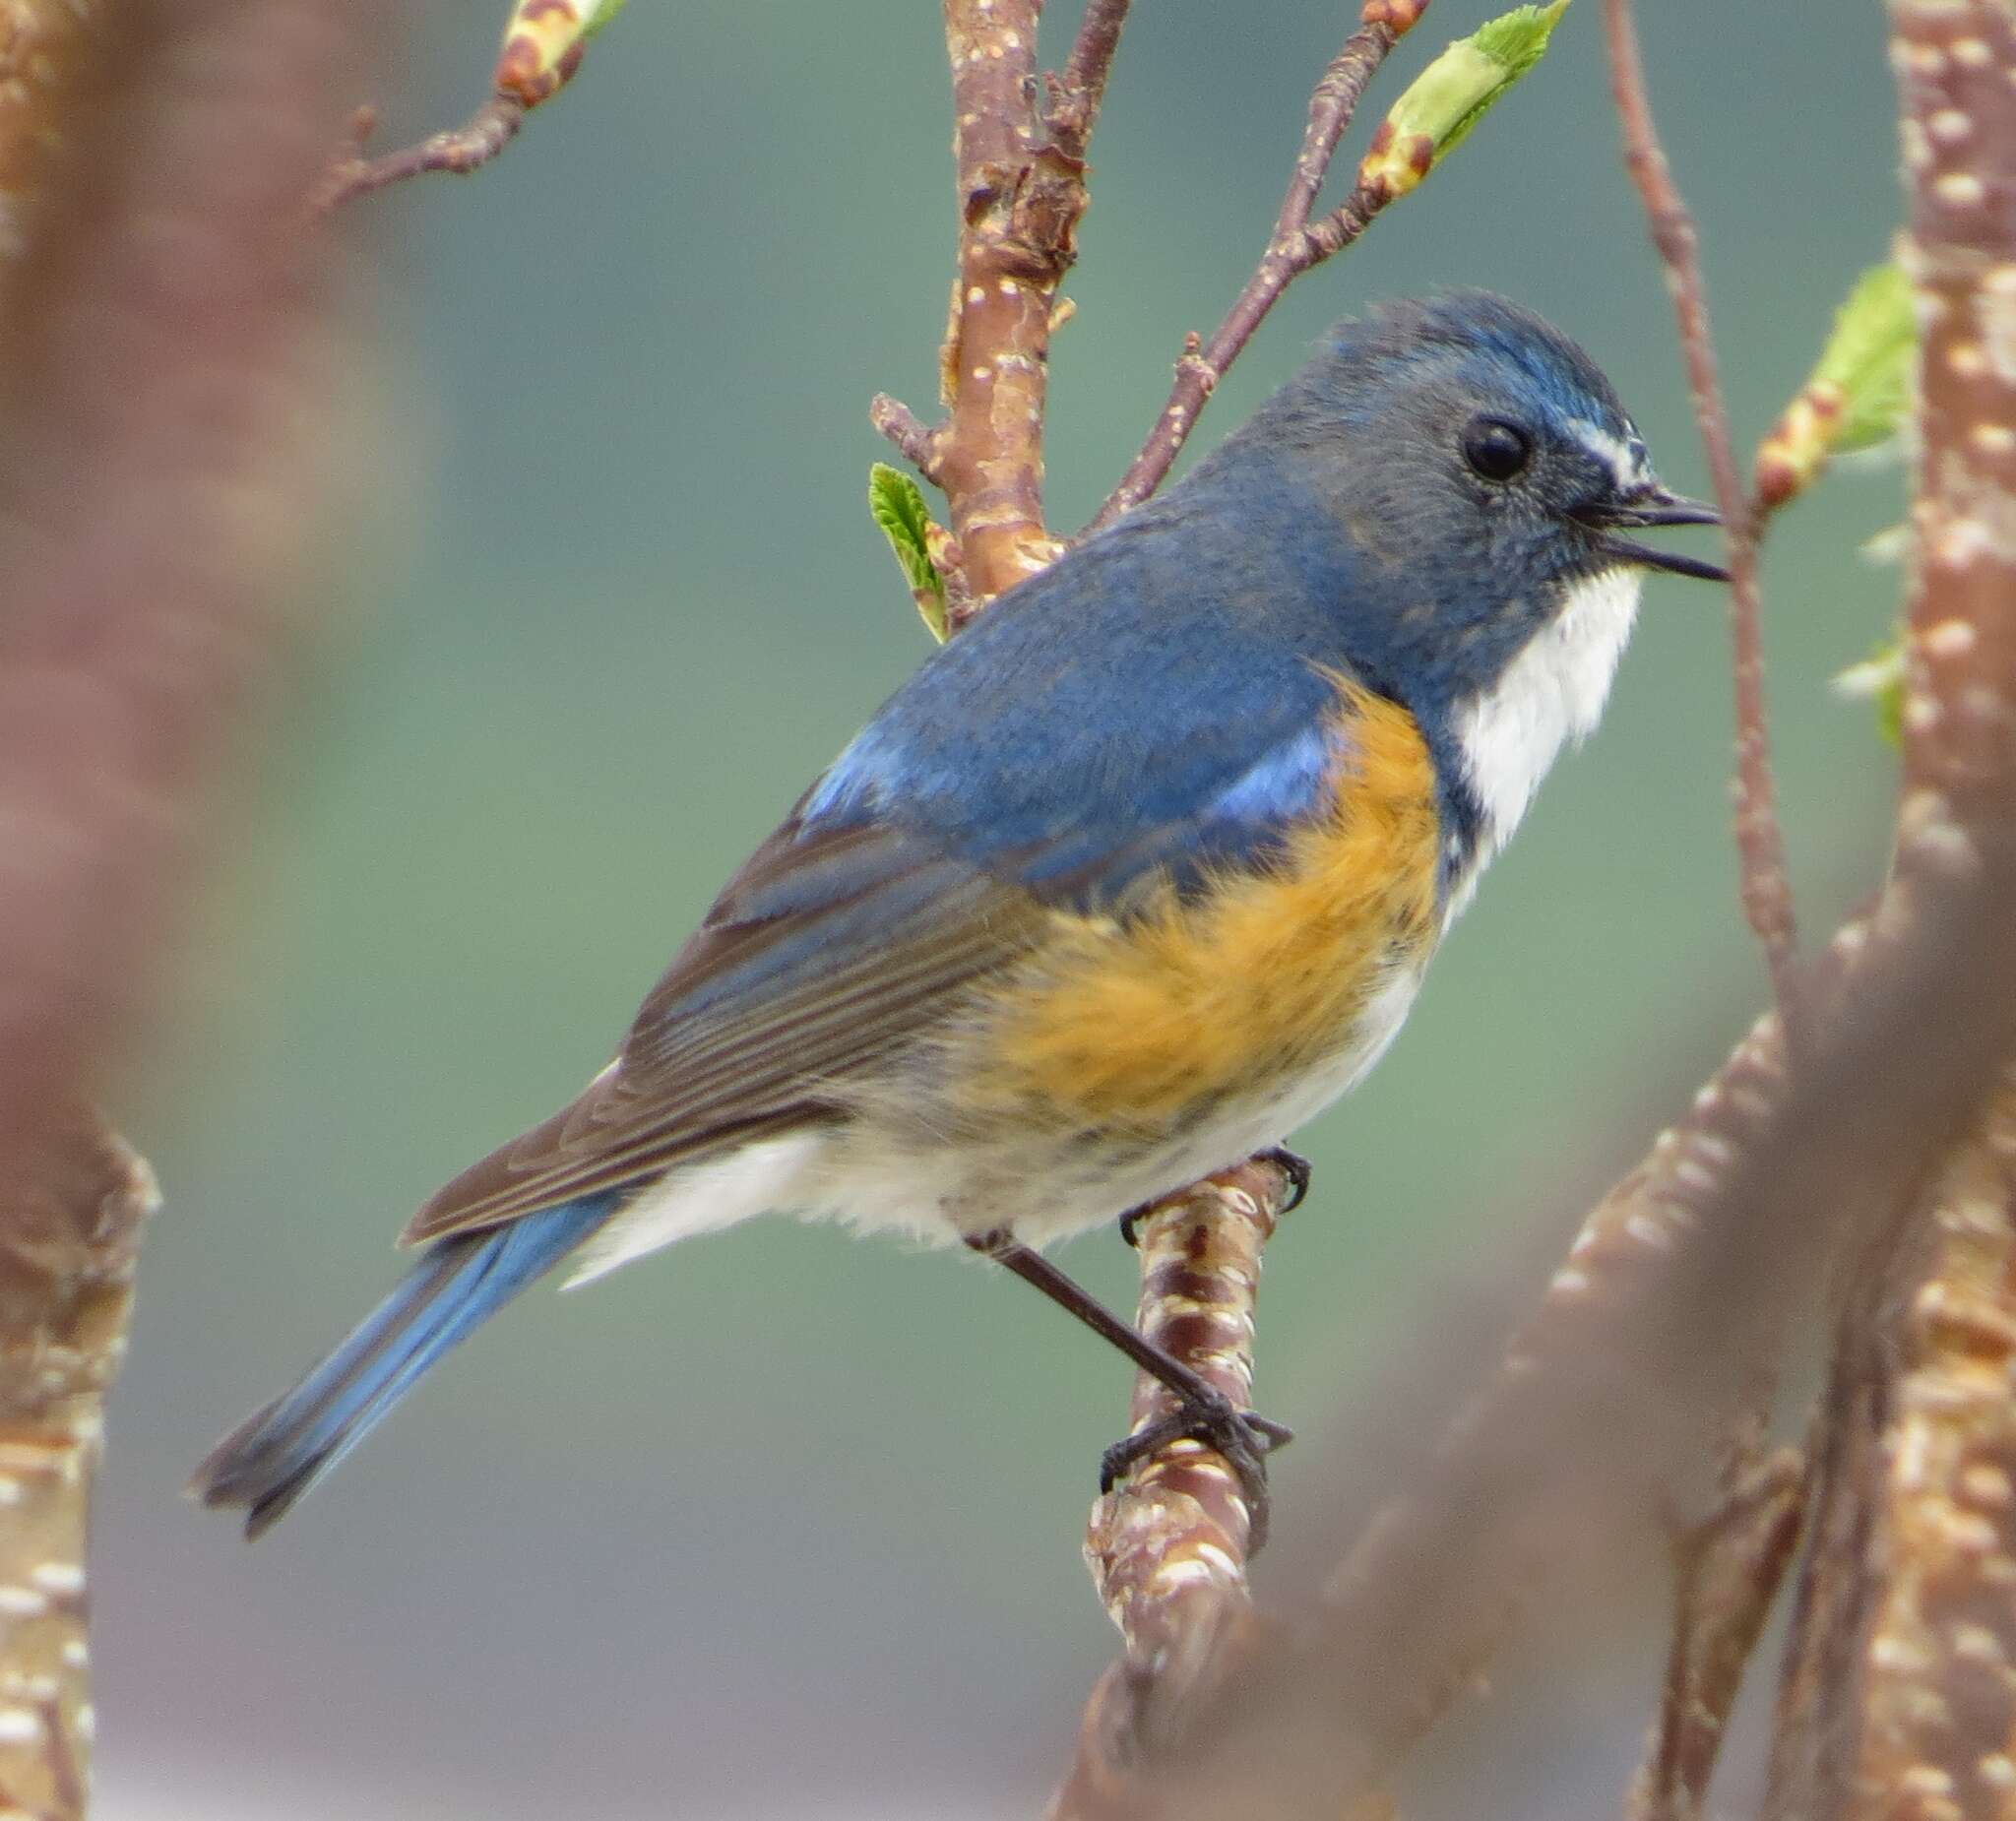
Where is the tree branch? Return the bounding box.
[1601,0,1798,1026]
[1762,8,2016,1814]
[1087,7,1419,533]
[1631,1437,1807,1821]
[1047,1158,1292,1821]
[871,1,1103,601]
[1048,0,1131,161]
[312,0,605,213]
[313,97,525,214]
[0,1,383,1806]
[0,1110,155,1820]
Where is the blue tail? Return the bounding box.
[192,1193,619,1538]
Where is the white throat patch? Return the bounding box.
[1453,566,1643,875]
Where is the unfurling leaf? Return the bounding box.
[1355,1,1570,207]
[869,463,950,642]
[1756,264,1916,509]
[1833,636,1906,750]
[495,0,623,107]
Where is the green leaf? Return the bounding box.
[869,463,948,642]
[584,0,628,37]
[1813,263,1915,456]
[1756,263,1917,507]
[1358,1,1569,201]
[1446,1,1571,155]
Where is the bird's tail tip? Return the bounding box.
[190,1192,618,1540]
[187,1399,312,1539]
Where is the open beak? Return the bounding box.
[1578,484,1730,584]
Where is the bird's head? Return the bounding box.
[1221,289,1726,853]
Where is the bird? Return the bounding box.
[193,290,1726,1542]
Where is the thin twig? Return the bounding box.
[1602,0,1799,1027]
[311,97,526,214]
[1049,0,1132,159]
[310,0,610,214]
[1087,9,1419,533]
[867,393,943,485]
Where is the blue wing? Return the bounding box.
[406,498,1357,1242]
[798,511,1350,908]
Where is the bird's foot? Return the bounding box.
[1252,1145,1313,1214]
[1099,1387,1294,1551]
[1116,1146,1312,1247]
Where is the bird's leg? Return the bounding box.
[1116,1145,1311,1246]
[966,1230,1293,1546]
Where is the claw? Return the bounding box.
[1252,1146,1312,1214]
[1099,1387,1293,1553]
[1117,1148,1311,1247]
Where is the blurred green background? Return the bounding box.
[99,4,1898,1816]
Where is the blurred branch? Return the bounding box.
[1602,0,1798,1024]
[314,97,525,214]
[1631,1437,1806,1821]
[1765,8,2016,1815]
[1087,6,1420,533]
[313,0,613,212]
[1047,1158,1291,1821]
[0,0,384,1809]
[0,0,91,261]
[1767,1076,2016,1821]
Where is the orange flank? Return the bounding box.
[975,681,1442,1130]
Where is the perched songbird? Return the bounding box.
[195,291,1725,1538]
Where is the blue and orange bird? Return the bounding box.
[194,292,1726,1539]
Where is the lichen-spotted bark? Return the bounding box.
[0,1114,154,1820]
[0,1,384,1811]
[1893,0,2016,824]
[932,0,1084,598]
[1757,10,2016,1819]
[1047,1157,1290,1821]
[0,12,148,1816]
[1840,1076,2016,1821]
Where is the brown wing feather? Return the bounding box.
[400,820,1048,1245]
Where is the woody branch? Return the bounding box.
[311,0,601,212]
[868,0,1107,602]
[1046,1159,1289,1821]
[0,0,382,1810]
[1765,4,2016,1814]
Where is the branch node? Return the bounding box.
[310,92,528,215]
[868,393,945,484]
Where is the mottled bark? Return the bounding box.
[0,1,384,1810]
[1047,1158,1291,1821]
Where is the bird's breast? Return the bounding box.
[952,686,1443,1135]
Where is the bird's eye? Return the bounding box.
[1461,417,1532,482]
